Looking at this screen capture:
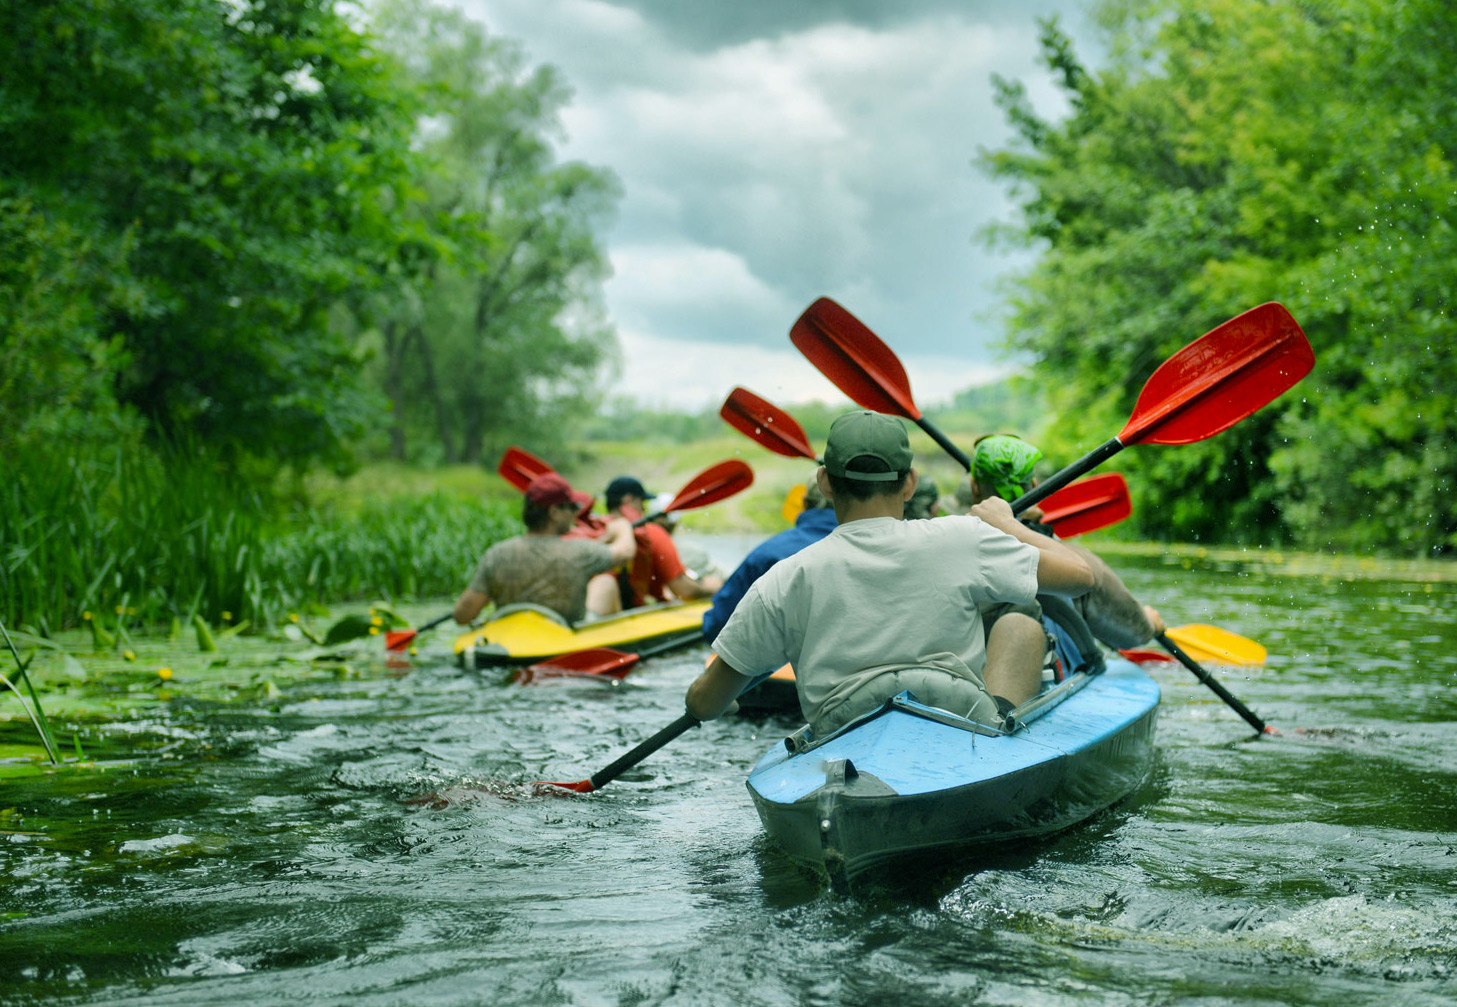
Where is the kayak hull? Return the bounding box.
[455,600,709,667]
[745,660,1159,891]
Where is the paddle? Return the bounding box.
[1120,624,1266,666]
[781,484,808,525]
[722,386,1132,540]
[791,298,1313,512]
[789,299,973,468]
[629,459,753,528]
[512,648,641,684]
[497,445,554,490]
[496,446,602,528]
[512,630,705,684]
[1035,473,1131,539]
[725,382,1133,539]
[537,670,772,794]
[793,296,1310,735]
[720,387,821,463]
[1164,624,1267,665]
[384,612,454,653]
[1157,631,1274,733]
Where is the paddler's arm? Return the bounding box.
[453,588,489,625]
[600,515,637,566]
[685,654,756,721]
[1071,543,1166,647]
[665,570,723,601]
[970,496,1094,597]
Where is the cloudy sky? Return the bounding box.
[448,0,1100,409]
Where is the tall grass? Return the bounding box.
[1,443,516,634]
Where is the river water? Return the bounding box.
[3,538,1456,1006]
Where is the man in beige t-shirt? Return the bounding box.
[453,474,636,627]
[685,411,1095,734]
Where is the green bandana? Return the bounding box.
[973,434,1043,502]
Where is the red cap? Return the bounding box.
[525,473,591,510]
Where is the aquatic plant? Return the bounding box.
[1,442,517,634]
[0,619,60,764]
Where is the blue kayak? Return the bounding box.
[745,658,1160,892]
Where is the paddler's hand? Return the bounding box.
[969,495,1019,534]
[1143,605,1166,638]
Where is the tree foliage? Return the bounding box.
[982,0,1457,554]
[365,0,620,467]
[1,0,418,465]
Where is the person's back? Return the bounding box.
[686,411,1095,735]
[453,474,636,627]
[470,535,615,625]
[726,512,1041,732]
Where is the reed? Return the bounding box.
[1,443,517,634]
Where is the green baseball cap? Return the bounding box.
[823,411,913,481]
[972,434,1043,502]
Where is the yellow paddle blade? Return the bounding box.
[1165,624,1267,665]
[781,484,807,525]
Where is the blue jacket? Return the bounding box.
[701,507,838,643]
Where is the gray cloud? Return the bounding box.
[447,0,1099,404]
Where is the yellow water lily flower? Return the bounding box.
[158,668,173,680]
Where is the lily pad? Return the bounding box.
[323,613,377,646]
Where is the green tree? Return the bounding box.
[367,0,621,466]
[1,0,417,465]
[0,192,139,448]
[982,0,1457,554]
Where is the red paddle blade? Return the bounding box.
[790,297,923,420]
[720,387,818,461]
[1040,473,1132,538]
[384,629,417,652]
[497,446,554,491]
[537,779,594,794]
[516,648,641,682]
[660,459,754,513]
[1119,303,1314,447]
[1120,647,1175,664]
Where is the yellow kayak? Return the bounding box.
[455,600,711,667]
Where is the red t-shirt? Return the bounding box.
[624,518,686,607]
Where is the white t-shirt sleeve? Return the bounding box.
[710,573,792,677]
[968,521,1041,604]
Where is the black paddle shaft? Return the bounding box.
[588,714,700,790]
[1010,438,1125,514]
[582,670,774,791]
[916,418,973,472]
[1157,631,1271,734]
